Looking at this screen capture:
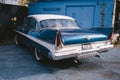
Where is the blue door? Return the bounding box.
[66,6,95,28]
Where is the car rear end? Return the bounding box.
[34,14,113,61]
[50,29,113,60]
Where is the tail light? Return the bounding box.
[55,31,63,50]
[108,32,113,40]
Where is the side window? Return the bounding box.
[40,20,55,28]
[40,21,47,28]
[24,17,37,30]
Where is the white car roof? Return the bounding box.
[28,14,75,22]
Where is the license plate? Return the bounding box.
[82,44,92,50]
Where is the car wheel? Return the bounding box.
[34,47,43,61]
[15,35,22,46]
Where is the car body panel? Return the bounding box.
[28,29,57,44]
[60,29,107,45]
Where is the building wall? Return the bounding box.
[29,0,114,28]
[0,0,18,5]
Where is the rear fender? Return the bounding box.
[90,27,113,39]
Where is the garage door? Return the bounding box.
[66,6,95,28]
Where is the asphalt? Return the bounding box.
[0,43,120,80]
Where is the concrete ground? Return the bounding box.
[0,43,120,80]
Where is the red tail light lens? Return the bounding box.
[108,32,113,40]
[56,32,63,49]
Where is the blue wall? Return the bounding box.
[29,0,114,28]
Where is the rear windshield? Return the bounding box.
[39,19,80,29]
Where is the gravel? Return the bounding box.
[0,43,120,80]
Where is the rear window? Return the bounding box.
[39,19,80,29]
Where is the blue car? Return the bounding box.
[15,14,113,61]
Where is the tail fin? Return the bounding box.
[55,31,63,50]
[90,27,113,40]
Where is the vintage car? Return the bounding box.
[15,14,113,61]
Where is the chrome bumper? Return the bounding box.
[51,44,114,60]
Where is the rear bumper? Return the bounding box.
[50,44,114,60]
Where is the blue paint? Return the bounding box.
[90,27,113,38]
[60,29,107,45]
[28,0,114,28]
[28,29,57,44]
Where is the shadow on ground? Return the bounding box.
[0,43,120,80]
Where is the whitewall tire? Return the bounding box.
[34,48,42,61]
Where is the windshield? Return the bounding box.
[39,19,80,29]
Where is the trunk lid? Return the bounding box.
[60,29,107,45]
